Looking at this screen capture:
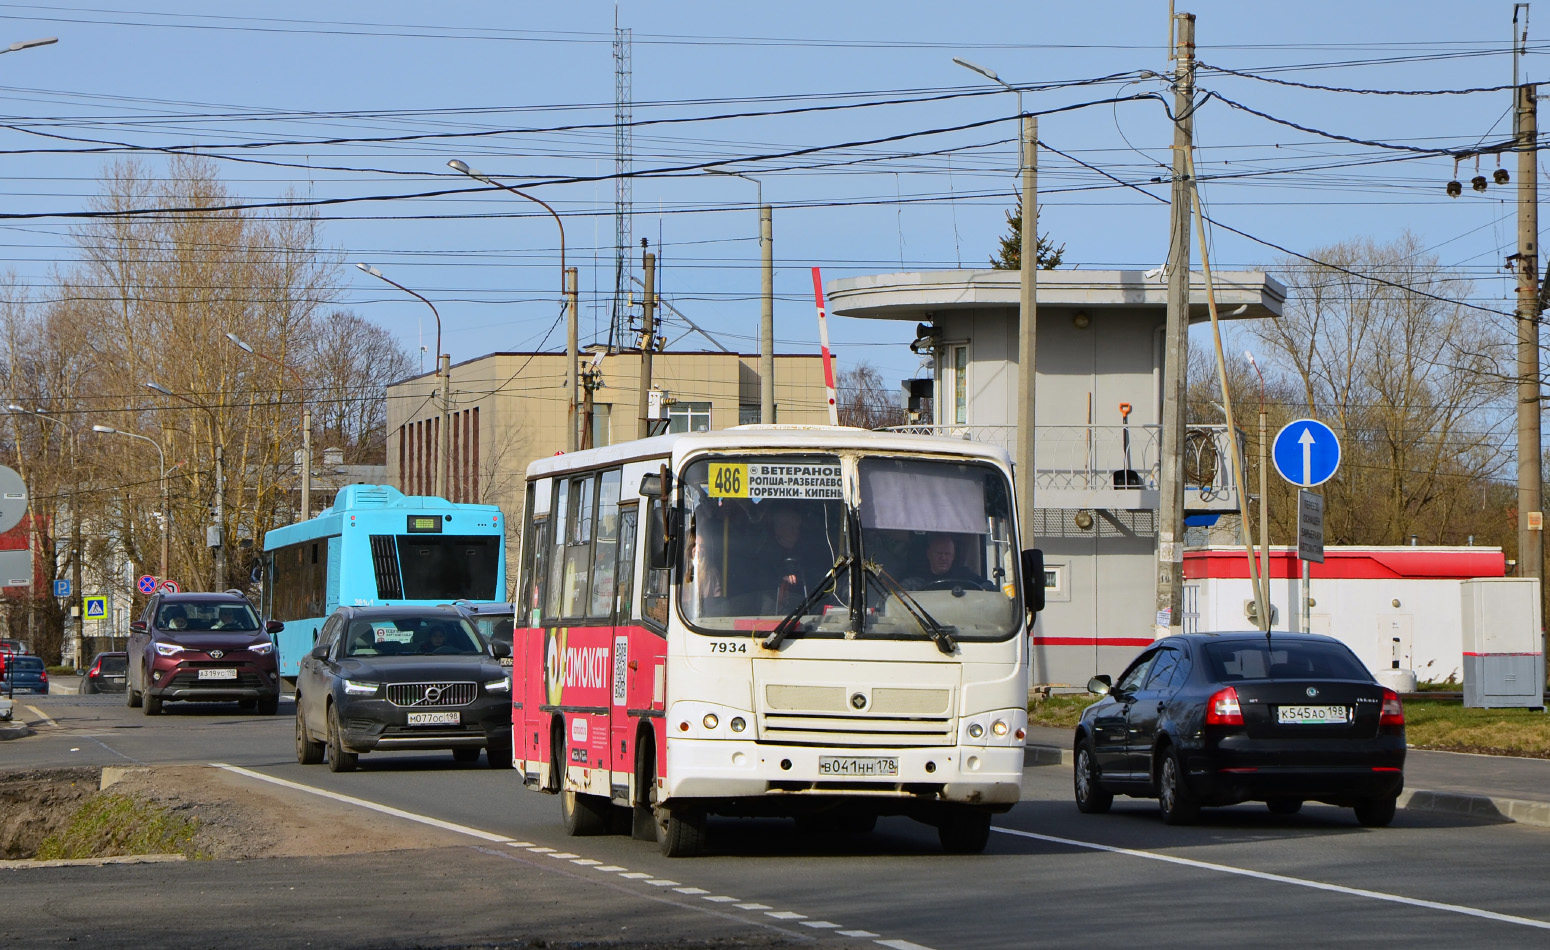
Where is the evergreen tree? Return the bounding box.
[990,195,1064,270]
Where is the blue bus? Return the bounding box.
[260,485,507,678]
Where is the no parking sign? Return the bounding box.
[137,575,158,595]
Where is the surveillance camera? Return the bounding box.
[1143,267,1164,280]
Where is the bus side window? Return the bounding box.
[545,479,568,619]
[614,507,637,623]
[642,500,669,632]
[525,518,548,626]
[588,470,622,618]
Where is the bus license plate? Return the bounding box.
[818,756,898,777]
[197,668,237,680]
[1277,705,1349,725]
[407,711,460,726]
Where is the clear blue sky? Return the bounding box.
[0,1,1538,390]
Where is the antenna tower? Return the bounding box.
[612,18,633,349]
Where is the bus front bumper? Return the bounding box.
[664,738,1022,806]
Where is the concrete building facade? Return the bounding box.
[827,268,1287,687]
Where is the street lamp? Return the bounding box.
[144,380,225,590]
[5,404,84,668]
[953,56,1038,555]
[92,425,170,584]
[705,168,775,424]
[446,159,580,452]
[226,332,312,520]
[356,263,451,497]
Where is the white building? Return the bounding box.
[827,268,1286,686]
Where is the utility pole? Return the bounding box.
[212,443,225,589]
[637,247,657,439]
[760,203,775,423]
[566,266,580,453]
[71,490,82,667]
[1155,11,1195,636]
[1016,113,1038,554]
[1515,81,1544,658]
[438,354,451,498]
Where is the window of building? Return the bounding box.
[668,401,712,433]
[589,404,612,448]
[739,404,761,426]
[938,345,968,426]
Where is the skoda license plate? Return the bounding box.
[407,711,460,726]
[1277,705,1349,725]
[197,668,237,680]
[818,756,898,777]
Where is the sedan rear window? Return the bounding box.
[1203,640,1370,682]
[99,655,128,673]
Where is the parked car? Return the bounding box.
[2,655,48,693]
[1073,631,1406,826]
[448,601,516,669]
[126,591,284,716]
[0,638,32,655]
[294,605,512,773]
[81,651,128,694]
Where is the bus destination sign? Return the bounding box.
[708,462,842,501]
[406,515,444,533]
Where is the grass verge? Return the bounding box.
[1027,694,1550,759]
[36,792,204,861]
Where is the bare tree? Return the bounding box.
[837,361,907,430]
[309,309,415,463]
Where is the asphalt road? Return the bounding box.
[6,689,1550,950]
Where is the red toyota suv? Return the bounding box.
[126,591,284,715]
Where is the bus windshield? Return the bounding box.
[678,453,1019,641]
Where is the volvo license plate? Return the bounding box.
[817,756,898,777]
[407,711,460,726]
[197,668,237,680]
[1277,705,1349,725]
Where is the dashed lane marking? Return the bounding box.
[839,931,879,938]
[992,825,1550,932]
[646,879,680,887]
[619,872,653,879]
[674,886,710,895]
[802,921,841,929]
[595,865,628,872]
[876,941,936,950]
[702,896,739,903]
[736,903,772,911]
[766,911,807,920]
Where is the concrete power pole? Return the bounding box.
[1016,112,1038,554]
[437,354,451,498]
[760,204,775,423]
[637,249,657,439]
[1515,82,1544,658]
[213,443,225,589]
[1155,11,1195,636]
[566,266,580,453]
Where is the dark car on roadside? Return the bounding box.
[1073,631,1405,827]
[294,605,512,773]
[81,651,129,694]
[126,591,284,716]
[2,654,47,693]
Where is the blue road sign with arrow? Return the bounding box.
[1272,418,1341,488]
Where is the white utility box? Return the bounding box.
[1460,577,1544,709]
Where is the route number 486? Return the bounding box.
[709,463,747,498]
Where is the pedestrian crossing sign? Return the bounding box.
[83,596,107,620]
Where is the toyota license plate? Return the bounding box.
[407,711,460,726]
[197,668,237,680]
[1277,705,1349,725]
[817,756,898,777]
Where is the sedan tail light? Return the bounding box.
[1205,686,1243,726]
[1380,688,1405,727]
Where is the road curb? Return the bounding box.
[1027,743,1550,829]
[0,722,28,740]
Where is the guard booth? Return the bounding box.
[1460,577,1544,709]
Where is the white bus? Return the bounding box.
[511,425,1043,855]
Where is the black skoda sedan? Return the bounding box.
[1073,632,1405,826]
[294,605,512,773]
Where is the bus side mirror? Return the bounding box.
[1021,548,1046,615]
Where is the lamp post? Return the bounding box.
[5,404,84,668]
[446,159,579,452]
[226,333,312,519]
[356,263,450,497]
[91,425,170,583]
[954,57,1038,558]
[145,381,225,590]
[706,168,775,424]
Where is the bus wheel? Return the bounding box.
[631,734,658,841]
[937,807,992,854]
[656,803,707,858]
[561,789,610,836]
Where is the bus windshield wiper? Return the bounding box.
[863,562,957,655]
[762,555,851,651]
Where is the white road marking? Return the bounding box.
[506,841,535,848]
[25,706,55,727]
[766,911,807,920]
[875,941,935,950]
[527,846,556,853]
[548,852,580,859]
[674,886,710,895]
[212,765,512,842]
[702,896,739,903]
[595,865,628,872]
[992,826,1550,932]
[801,921,841,929]
[619,872,653,879]
[839,931,879,938]
[646,879,680,887]
[570,858,600,866]
[736,903,772,910]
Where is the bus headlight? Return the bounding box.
[992,719,1009,737]
[967,722,985,739]
[730,717,746,733]
[702,713,719,730]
